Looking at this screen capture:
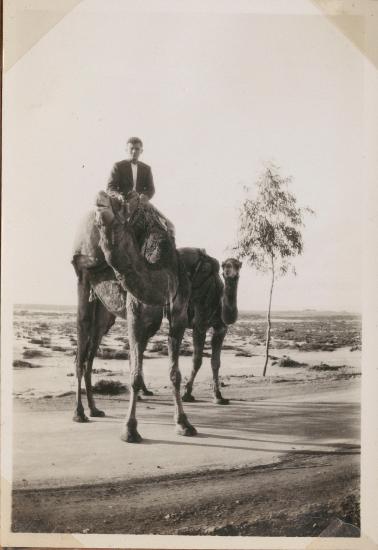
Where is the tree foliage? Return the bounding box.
[234,163,313,275]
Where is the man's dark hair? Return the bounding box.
[127,136,143,147]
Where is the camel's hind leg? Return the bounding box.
[73,270,92,422]
[182,326,206,402]
[139,380,154,397]
[73,269,115,422]
[211,323,229,405]
[84,299,115,417]
[122,298,163,443]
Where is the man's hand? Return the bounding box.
[139,193,149,205]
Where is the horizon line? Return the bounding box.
[14,303,361,315]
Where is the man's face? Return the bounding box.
[127,142,143,162]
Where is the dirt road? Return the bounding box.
[12,377,360,536]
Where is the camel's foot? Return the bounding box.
[121,419,142,443]
[89,407,105,417]
[142,389,154,397]
[120,428,143,443]
[72,411,89,423]
[176,423,197,436]
[175,413,197,437]
[214,396,230,405]
[182,392,195,403]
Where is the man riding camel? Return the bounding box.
[106,137,175,258]
[107,136,155,204]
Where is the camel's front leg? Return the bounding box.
[169,321,197,436]
[182,326,206,402]
[211,324,229,405]
[73,369,88,422]
[121,297,144,442]
[122,374,143,443]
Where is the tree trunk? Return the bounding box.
[262,256,275,377]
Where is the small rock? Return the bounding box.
[320,518,360,537]
[82,528,90,534]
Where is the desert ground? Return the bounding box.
[11,305,361,536]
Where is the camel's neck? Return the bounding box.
[221,276,239,325]
[98,220,175,306]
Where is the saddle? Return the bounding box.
[178,247,220,293]
[73,191,174,269]
[129,197,174,266]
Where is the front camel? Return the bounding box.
[72,191,196,442]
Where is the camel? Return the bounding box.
[179,250,241,404]
[72,190,194,442]
[72,191,240,442]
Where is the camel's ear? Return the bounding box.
[95,190,110,207]
[237,260,243,269]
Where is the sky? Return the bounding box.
[4,0,365,311]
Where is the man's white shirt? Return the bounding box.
[131,162,138,189]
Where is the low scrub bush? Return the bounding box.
[277,356,307,368]
[92,379,128,395]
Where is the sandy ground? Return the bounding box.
[12,375,360,536]
[11,308,361,536]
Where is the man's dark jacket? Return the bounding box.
[107,160,155,199]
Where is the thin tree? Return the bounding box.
[234,163,313,376]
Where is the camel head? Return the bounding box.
[221,258,242,280]
[95,190,140,227]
